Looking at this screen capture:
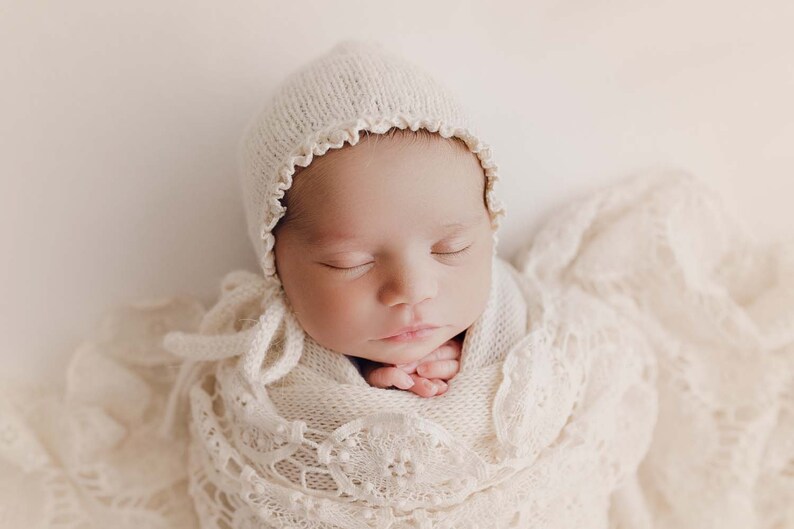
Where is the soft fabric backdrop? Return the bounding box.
[2,0,793,387]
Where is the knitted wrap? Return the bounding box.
[237,40,505,286]
[2,172,793,528]
[159,254,657,528]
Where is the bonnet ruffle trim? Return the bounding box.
[256,115,506,284]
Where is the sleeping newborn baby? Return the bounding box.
[154,40,657,529]
[4,38,790,529]
[273,126,495,398]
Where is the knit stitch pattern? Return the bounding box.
[3,172,792,528]
[2,37,792,528]
[237,40,504,285]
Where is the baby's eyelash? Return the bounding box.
[321,245,472,276]
[433,245,472,257]
[323,262,373,275]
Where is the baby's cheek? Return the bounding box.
[317,288,379,339]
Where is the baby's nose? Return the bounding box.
[378,268,438,307]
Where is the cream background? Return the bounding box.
[2,0,793,388]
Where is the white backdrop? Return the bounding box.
[2,0,793,388]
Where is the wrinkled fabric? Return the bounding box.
[2,171,792,529]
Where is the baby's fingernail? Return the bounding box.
[397,362,417,372]
[399,373,415,389]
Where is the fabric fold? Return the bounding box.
[2,172,791,528]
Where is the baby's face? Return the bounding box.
[273,132,494,366]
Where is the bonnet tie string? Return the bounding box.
[157,326,259,440]
[157,271,304,440]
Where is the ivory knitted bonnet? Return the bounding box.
[237,40,505,286]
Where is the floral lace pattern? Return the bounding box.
[2,171,791,528]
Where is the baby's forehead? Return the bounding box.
[273,129,488,239]
[292,131,483,196]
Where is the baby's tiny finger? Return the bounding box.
[428,343,461,362]
[396,360,419,373]
[408,374,438,398]
[417,359,459,379]
[368,367,415,390]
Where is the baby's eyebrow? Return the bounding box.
[441,217,480,230]
[303,230,362,247]
[440,214,483,231]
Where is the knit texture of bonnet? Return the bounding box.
[237,39,505,287]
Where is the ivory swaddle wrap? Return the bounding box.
[1,171,793,528]
[157,253,656,529]
[516,172,794,529]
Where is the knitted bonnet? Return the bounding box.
[237,39,505,286]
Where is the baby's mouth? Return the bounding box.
[378,325,440,343]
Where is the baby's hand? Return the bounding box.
[363,338,462,398]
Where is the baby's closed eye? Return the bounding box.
[432,243,472,258]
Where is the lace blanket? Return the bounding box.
[1,171,792,529]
